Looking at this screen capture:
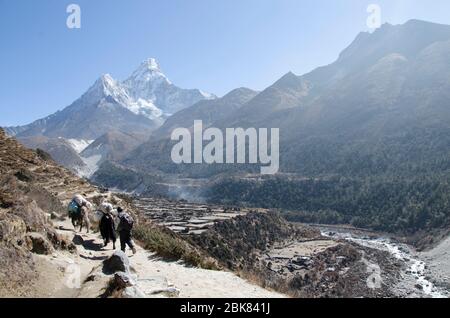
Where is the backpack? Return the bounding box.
[68,199,81,218]
[119,213,134,231]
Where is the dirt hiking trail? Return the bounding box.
[35,217,286,298]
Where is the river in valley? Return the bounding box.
[315,225,449,298]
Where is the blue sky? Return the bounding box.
[1,0,450,126]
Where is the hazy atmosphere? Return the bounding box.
[1,0,450,125]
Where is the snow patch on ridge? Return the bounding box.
[127,98,164,122]
[199,90,216,100]
[66,139,94,154]
[77,154,103,178]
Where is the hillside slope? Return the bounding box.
[0,128,284,297]
[122,20,450,178]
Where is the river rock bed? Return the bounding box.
[258,237,402,298]
[319,226,450,298]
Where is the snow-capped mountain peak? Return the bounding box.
[88,73,135,107]
[143,57,162,72]
[84,72,165,122]
[123,58,216,114]
[92,73,116,91]
[99,74,123,95]
[127,58,172,87]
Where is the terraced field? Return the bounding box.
[133,197,267,235]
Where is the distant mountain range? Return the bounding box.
[117,20,450,179]
[4,58,215,176]
[6,19,450,192]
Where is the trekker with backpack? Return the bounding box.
[117,207,137,254]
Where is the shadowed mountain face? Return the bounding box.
[115,87,259,177]
[118,20,450,178]
[81,130,148,164]
[151,87,259,140]
[17,135,87,173]
[95,20,450,238]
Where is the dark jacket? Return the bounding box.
[99,213,116,241]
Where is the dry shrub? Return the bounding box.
[133,222,218,270]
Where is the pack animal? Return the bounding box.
[68,195,92,233]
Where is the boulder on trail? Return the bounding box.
[103,250,130,274]
[114,272,136,289]
[25,232,54,255]
[72,234,84,245]
[46,228,77,253]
